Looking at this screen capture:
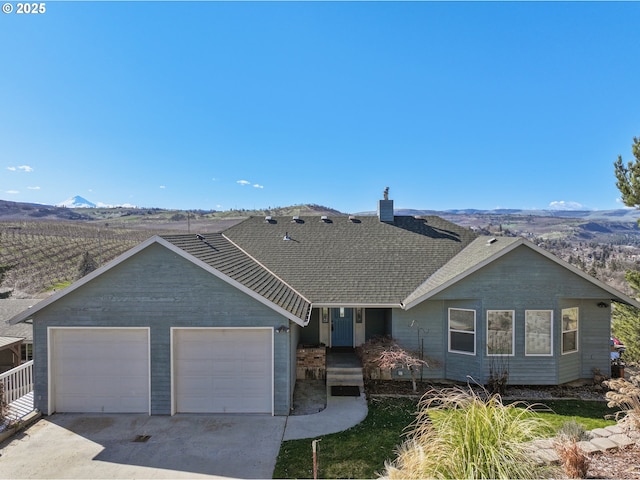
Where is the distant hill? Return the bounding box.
[2,198,640,297]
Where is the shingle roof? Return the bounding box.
[161,233,311,321]
[221,215,478,304]
[0,299,35,340]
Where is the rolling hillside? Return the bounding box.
[2,199,640,297]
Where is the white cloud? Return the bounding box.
[7,165,34,173]
[159,185,166,189]
[548,200,585,211]
[28,186,40,190]
[5,190,19,194]
[237,180,251,186]
[253,184,264,189]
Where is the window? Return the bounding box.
[561,307,579,354]
[525,310,553,356]
[21,343,33,362]
[487,310,514,356]
[449,308,476,355]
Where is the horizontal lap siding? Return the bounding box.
[392,304,445,380]
[32,243,291,415]
[405,246,612,385]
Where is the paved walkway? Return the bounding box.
[527,423,640,465]
[284,388,368,440]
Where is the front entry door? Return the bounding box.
[331,308,354,347]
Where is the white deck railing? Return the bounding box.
[0,361,34,404]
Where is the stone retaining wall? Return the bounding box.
[296,345,326,380]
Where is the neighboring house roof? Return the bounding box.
[0,336,23,349]
[222,215,477,305]
[0,299,35,341]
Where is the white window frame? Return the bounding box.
[561,307,579,354]
[525,310,554,356]
[448,308,476,355]
[486,310,515,356]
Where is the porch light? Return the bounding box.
[276,325,290,333]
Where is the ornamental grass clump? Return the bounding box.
[382,386,548,480]
[605,373,640,430]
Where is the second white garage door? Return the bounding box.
[173,328,273,414]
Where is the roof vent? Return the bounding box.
[283,232,291,241]
[487,237,497,245]
[265,216,275,224]
[292,216,303,223]
[321,216,329,223]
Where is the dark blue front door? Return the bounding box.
[331,308,354,347]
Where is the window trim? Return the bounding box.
[486,310,515,357]
[561,307,579,355]
[448,308,476,356]
[525,310,554,357]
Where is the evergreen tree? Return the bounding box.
[77,251,98,279]
[0,264,12,299]
[612,271,640,364]
[614,136,640,209]
[612,138,640,364]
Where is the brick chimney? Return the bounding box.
[378,187,394,223]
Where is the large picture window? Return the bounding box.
[486,310,514,356]
[449,308,476,355]
[525,310,553,356]
[561,307,579,354]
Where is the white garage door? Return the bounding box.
[173,328,273,414]
[50,328,150,413]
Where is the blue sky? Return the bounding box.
[1,1,639,213]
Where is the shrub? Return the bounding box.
[382,386,548,479]
[555,421,591,479]
[555,440,590,479]
[357,336,429,392]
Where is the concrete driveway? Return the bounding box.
[0,413,287,479]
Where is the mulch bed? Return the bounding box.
[364,379,608,401]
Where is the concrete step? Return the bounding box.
[326,367,364,387]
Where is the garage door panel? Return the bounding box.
[51,329,149,414]
[174,329,272,414]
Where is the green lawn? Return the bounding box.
[273,397,617,479]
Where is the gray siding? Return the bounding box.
[32,243,293,415]
[401,245,613,385]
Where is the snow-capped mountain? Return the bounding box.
[56,196,97,208]
[56,196,139,208]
